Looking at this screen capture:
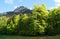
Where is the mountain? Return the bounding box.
[14,6,32,14]
[0,6,32,16]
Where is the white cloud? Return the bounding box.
[50,6,58,9]
[54,0,60,3]
[5,0,13,4]
[53,0,60,9]
[54,0,60,6]
[30,8,32,10]
[56,3,60,6]
[14,6,18,9]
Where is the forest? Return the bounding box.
[0,4,60,36]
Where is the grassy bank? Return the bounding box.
[0,36,60,39]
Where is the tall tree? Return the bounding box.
[32,4,49,35]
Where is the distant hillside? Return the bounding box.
[0,6,32,16]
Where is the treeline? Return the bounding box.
[0,4,60,36]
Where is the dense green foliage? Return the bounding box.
[45,7,60,35]
[0,4,60,36]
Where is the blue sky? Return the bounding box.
[0,0,60,13]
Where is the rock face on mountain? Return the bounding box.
[0,6,32,16]
[14,6,32,14]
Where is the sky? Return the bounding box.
[0,0,60,13]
